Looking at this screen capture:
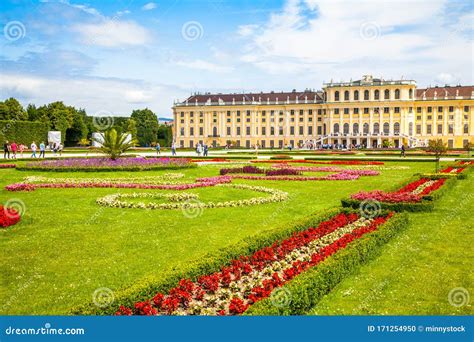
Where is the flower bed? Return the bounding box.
[16,157,196,172]
[251,159,384,166]
[21,173,185,185]
[0,164,16,169]
[1,205,21,228]
[223,168,378,181]
[96,184,288,210]
[113,211,394,316]
[6,176,232,192]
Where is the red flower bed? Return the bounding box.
[440,166,465,174]
[0,205,21,228]
[0,164,16,169]
[115,211,393,316]
[220,166,264,175]
[191,158,231,163]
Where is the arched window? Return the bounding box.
[344,90,349,101]
[395,89,400,99]
[323,124,327,135]
[354,90,359,101]
[384,89,390,100]
[353,123,359,134]
[343,123,349,134]
[334,123,340,133]
[213,127,217,136]
[408,122,413,136]
[409,89,413,99]
[394,122,400,134]
[464,123,469,134]
[373,123,380,134]
[364,90,369,100]
[383,122,389,134]
[374,90,380,100]
[363,123,369,134]
[334,91,340,101]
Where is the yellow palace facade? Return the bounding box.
[172,75,474,149]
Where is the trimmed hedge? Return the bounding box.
[0,120,49,145]
[244,212,409,315]
[304,157,437,162]
[70,208,346,315]
[15,164,197,172]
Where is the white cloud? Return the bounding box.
[125,90,152,103]
[73,19,152,47]
[176,60,233,73]
[237,0,473,86]
[142,2,157,11]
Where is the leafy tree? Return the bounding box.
[124,118,138,140]
[93,128,137,160]
[157,124,172,146]
[464,141,474,158]
[130,108,159,146]
[66,109,89,146]
[26,104,39,121]
[0,98,27,120]
[427,139,448,173]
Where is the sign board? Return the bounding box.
[48,131,61,144]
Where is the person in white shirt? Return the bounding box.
[30,141,37,158]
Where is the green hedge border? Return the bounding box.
[244,213,409,315]
[70,207,346,315]
[15,164,197,172]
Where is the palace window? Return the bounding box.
[448,124,454,134]
[364,90,369,100]
[299,126,304,135]
[246,118,250,122]
[317,109,322,115]
[246,110,251,116]
[190,112,194,117]
[464,106,470,112]
[237,118,241,123]
[409,89,413,99]
[333,123,339,133]
[200,112,203,117]
[246,127,250,135]
[363,123,369,134]
[299,117,304,122]
[395,89,400,99]
[308,126,313,135]
[262,110,266,116]
[438,115,443,120]
[373,123,380,134]
[438,106,443,112]
[180,128,184,135]
[226,127,231,135]
[394,122,400,134]
[334,108,340,114]
[374,89,380,100]
[427,124,432,134]
[199,127,203,135]
[353,123,359,134]
[383,122,389,134]
[180,119,184,124]
[449,106,454,112]
[309,109,313,115]
[262,127,266,135]
[354,108,359,114]
[384,107,389,113]
[290,126,295,135]
[394,107,400,113]
[354,90,359,100]
[427,115,432,120]
[279,127,284,135]
[262,118,266,123]
[344,108,349,114]
[427,106,432,113]
[417,107,422,113]
[227,111,231,116]
[180,112,184,117]
[300,109,304,115]
[449,115,454,120]
[237,111,241,116]
[344,91,349,101]
[308,117,313,122]
[343,123,349,134]
[290,110,295,115]
[227,118,231,123]
[384,89,390,100]
[417,116,421,120]
[270,127,275,135]
[334,91,340,101]
[317,126,322,135]
[190,127,194,136]
[437,124,442,134]
[364,108,369,114]
[416,125,421,134]
[464,124,469,134]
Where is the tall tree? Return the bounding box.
[427,139,448,173]
[0,98,27,120]
[130,108,159,146]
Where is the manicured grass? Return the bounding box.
[0,160,443,314]
[308,174,473,315]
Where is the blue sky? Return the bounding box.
[0,0,472,117]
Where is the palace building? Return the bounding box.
[172,75,474,149]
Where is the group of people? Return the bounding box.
[3,141,27,159]
[195,142,209,157]
[2,140,64,159]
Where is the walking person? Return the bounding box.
[254,143,259,157]
[19,143,26,158]
[171,141,177,156]
[3,141,10,159]
[203,143,208,157]
[10,141,17,159]
[400,144,406,158]
[58,143,63,157]
[155,142,161,156]
[196,143,202,156]
[30,141,37,158]
[39,141,46,158]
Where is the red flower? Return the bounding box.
[228,298,249,315]
[0,205,21,228]
[115,305,133,316]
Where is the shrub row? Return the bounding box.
[70,208,346,315]
[15,164,197,172]
[245,212,409,315]
[304,157,437,162]
[0,120,49,145]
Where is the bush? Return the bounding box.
[70,208,346,315]
[270,155,293,160]
[0,120,49,145]
[244,213,409,315]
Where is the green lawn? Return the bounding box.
[0,160,455,314]
[308,173,473,315]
